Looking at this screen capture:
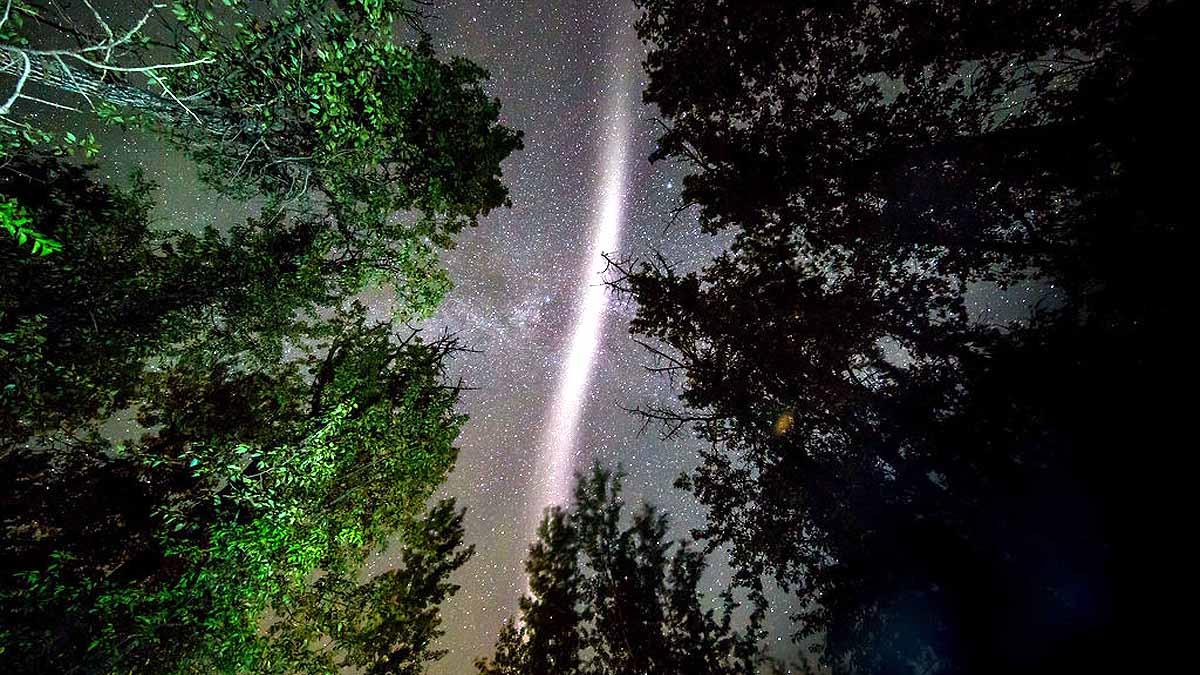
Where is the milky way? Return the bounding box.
[402,3,797,672]
[92,2,776,669]
[529,61,633,530]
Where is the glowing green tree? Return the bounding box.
[2,299,473,672]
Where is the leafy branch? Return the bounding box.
[1,195,59,254]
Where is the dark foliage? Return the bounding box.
[626,1,1186,672]
[0,157,474,674]
[477,465,766,675]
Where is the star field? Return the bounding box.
[73,1,799,669]
[385,2,754,672]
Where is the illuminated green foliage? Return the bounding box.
[2,297,472,672]
[0,196,59,255]
[0,1,520,667]
[162,0,522,317]
[2,0,521,315]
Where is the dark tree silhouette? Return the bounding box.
[477,465,766,675]
[624,1,1186,673]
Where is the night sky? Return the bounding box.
[52,2,1054,671]
[379,7,1045,670]
[370,1,771,671]
[8,1,1139,671]
[64,1,781,668]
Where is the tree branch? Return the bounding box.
[0,47,28,114]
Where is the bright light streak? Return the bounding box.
[528,76,632,531]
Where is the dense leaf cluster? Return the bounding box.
[166,1,523,258]
[0,196,59,255]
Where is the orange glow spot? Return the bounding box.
[773,410,795,436]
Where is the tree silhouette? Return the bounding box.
[624,1,1186,672]
[477,465,765,675]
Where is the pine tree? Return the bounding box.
[478,465,765,675]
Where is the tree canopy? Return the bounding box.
[1,167,477,668]
[1,0,522,312]
[625,0,1185,672]
[1,2,521,671]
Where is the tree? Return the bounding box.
[1,0,521,309]
[1,162,483,675]
[2,298,474,672]
[0,155,414,446]
[1,156,203,444]
[476,465,766,675]
[625,1,1185,672]
[261,498,474,674]
[475,505,583,675]
[1,1,519,669]
[1,0,521,656]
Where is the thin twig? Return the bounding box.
[145,67,203,125]
[17,93,82,112]
[235,135,266,176]
[81,0,115,42]
[0,0,12,34]
[53,54,95,108]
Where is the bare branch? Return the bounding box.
[620,402,724,441]
[144,67,202,125]
[52,50,212,73]
[17,93,82,112]
[112,4,161,47]
[0,49,29,115]
[52,54,94,108]
[0,0,12,34]
[81,0,116,44]
[632,337,686,369]
[235,135,267,177]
